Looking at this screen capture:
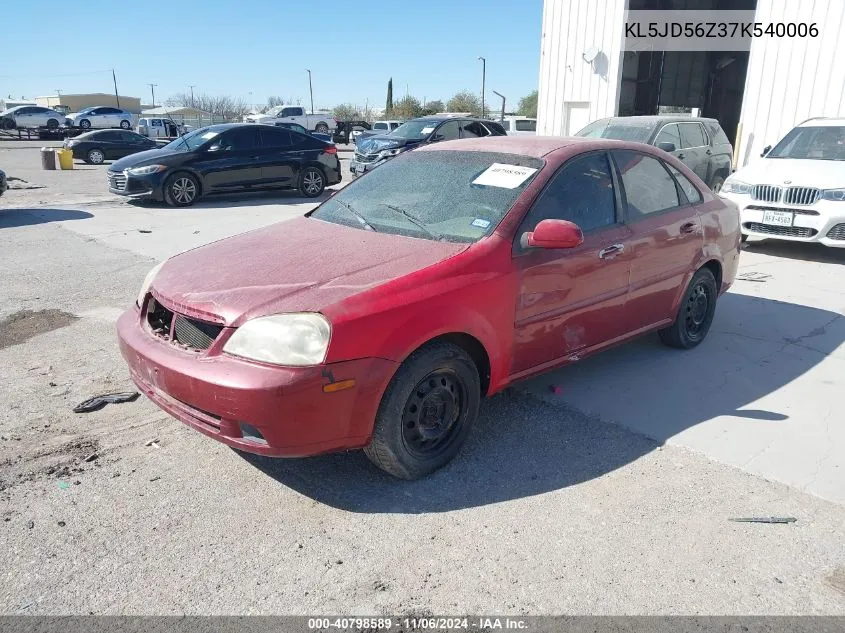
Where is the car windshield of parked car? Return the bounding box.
[389,120,440,140]
[767,126,845,160]
[162,128,221,152]
[576,119,653,143]
[264,106,283,116]
[77,107,97,114]
[311,151,543,243]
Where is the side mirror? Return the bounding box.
[657,141,676,153]
[521,219,584,250]
[207,144,222,152]
[761,144,772,157]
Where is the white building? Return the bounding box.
[537,0,845,167]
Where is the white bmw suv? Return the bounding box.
[720,118,845,248]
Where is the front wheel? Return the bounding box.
[659,267,718,349]
[298,166,325,197]
[364,342,480,479]
[119,119,131,130]
[164,173,199,207]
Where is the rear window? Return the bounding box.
[515,120,536,132]
[373,122,388,130]
[708,124,731,146]
[576,119,653,143]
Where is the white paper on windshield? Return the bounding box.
[471,218,491,228]
[472,163,538,189]
[420,126,435,134]
[200,131,219,139]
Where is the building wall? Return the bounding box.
[36,94,142,113]
[736,0,845,166]
[537,0,627,135]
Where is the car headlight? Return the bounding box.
[721,178,752,195]
[137,261,164,307]
[127,164,166,176]
[223,313,331,366]
[378,147,405,159]
[822,188,845,201]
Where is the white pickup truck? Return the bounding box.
[243,105,336,134]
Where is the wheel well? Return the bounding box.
[702,259,722,290]
[418,333,491,396]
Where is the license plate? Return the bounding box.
[762,210,793,227]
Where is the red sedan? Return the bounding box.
[117,137,741,479]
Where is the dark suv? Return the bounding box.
[576,116,733,192]
[351,116,507,176]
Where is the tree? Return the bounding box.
[421,99,444,116]
[332,103,362,121]
[517,90,538,118]
[385,78,393,115]
[446,90,482,116]
[165,92,250,119]
[390,95,422,120]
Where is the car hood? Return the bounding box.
[151,216,468,326]
[110,148,180,171]
[732,157,845,189]
[356,135,416,153]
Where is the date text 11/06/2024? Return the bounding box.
[307,617,529,630]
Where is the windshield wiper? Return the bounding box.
[335,199,377,232]
[383,204,441,240]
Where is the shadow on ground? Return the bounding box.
[242,293,842,513]
[0,208,92,228]
[127,188,336,210]
[744,238,845,264]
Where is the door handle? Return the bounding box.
[705,149,712,155]
[677,152,686,159]
[680,221,699,234]
[599,244,625,259]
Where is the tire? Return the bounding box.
[46,118,59,130]
[119,119,131,130]
[710,175,725,194]
[364,342,481,480]
[163,172,199,207]
[298,166,325,197]
[0,118,14,130]
[79,119,91,130]
[86,148,105,165]
[315,123,330,134]
[659,267,718,350]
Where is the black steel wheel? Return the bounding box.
[365,342,480,479]
[659,267,718,349]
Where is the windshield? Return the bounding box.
[311,151,543,243]
[767,125,845,160]
[389,120,440,140]
[161,128,220,152]
[264,106,283,116]
[575,119,653,143]
[78,107,96,114]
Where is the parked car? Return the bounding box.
[0,105,66,129]
[117,136,739,479]
[351,116,507,176]
[496,116,538,136]
[354,120,404,144]
[107,123,341,206]
[271,121,333,143]
[244,105,336,134]
[720,117,845,247]
[0,168,6,196]
[137,118,189,138]
[65,107,137,130]
[576,116,733,192]
[64,129,158,164]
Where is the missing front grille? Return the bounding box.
[146,298,173,337]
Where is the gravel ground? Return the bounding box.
[1,146,844,615]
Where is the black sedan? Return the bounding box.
[65,130,159,165]
[351,116,507,176]
[107,124,342,207]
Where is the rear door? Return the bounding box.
[459,121,490,138]
[257,126,297,186]
[117,131,149,157]
[611,150,704,332]
[677,122,709,181]
[198,127,263,191]
[96,131,122,158]
[510,151,635,376]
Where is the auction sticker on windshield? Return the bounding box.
[420,126,435,134]
[472,163,538,189]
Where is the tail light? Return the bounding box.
[324,145,338,154]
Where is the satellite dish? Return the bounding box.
[583,47,600,63]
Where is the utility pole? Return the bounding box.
[306,69,314,114]
[492,91,506,122]
[148,83,157,108]
[112,69,120,108]
[478,57,486,117]
[189,85,196,109]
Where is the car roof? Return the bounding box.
[797,117,845,127]
[416,135,636,158]
[410,115,493,123]
[595,115,720,126]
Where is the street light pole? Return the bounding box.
[492,90,506,122]
[189,85,196,109]
[478,56,486,116]
[306,69,314,114]
[148,83,157,108]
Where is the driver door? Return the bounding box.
[510,151,634,377]
[197,127,263,191]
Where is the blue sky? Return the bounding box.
[2,0,542,111]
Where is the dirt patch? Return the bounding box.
[0,437,100,492]
[0,309,78,350]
